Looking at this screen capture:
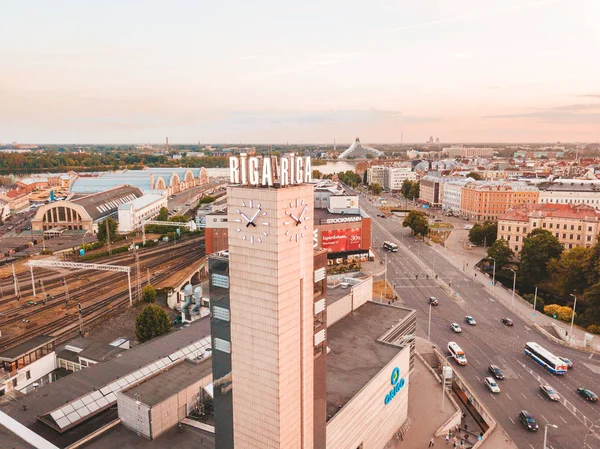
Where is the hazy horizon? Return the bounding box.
[2,0,599,144]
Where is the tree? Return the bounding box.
[408,182,420,200]
[135,304,171,343]
[519,229,563,285]
[400,180,412,198]
[403,210,428,239]
[156,207,169,221]
[142,284,157,303]
[487,238,514,268]
[469,224,485,245]
[482,221,498,246]
[547,246,593,296]
[543,304,574,322]
[312,170,323,180]
[583,282,600,325]
[369,183,383,195]
[199,195,216,205]
[467,172,483,180]
[586,234,600,285]
[97,217,118,243]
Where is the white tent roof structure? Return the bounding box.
[338,137,384,159]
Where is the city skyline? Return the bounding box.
[1,0,599,143]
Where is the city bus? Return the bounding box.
[447,342,468,366]
[383,241,398,252]
[524,342,568,375]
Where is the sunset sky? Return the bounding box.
[1,0,599,144]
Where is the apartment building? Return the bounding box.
[441,179,472,215]
[538,180,600,209]
[383,167,417,191]
[419,176,444,206]
[460,182,539,222]
[366,166,386,186]
[444,146,495,158]
[498,203,600,254]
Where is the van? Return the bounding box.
[447,342,467,365]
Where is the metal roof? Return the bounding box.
[0,336,55,362]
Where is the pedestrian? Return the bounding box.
[445,434,450,444]
[460,440,464,448]
[429,437,435,447]
[453,442,457,449]
[464,423,468,432]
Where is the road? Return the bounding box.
[357,192,600,449]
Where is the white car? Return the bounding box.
[485,377,501,393]
[450,323,462,333]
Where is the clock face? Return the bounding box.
[284,198,310,243]
[233,199,269,244]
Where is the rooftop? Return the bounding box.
[326,301,411,419]
[58,337,126,363]
[0,335,55,362]
[117,193,165,211]
[84,419,215,449]
[0,318,210,448]
[499,203,600,222]
[72,185,143,221]
[122,358,212,406]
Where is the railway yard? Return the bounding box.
[0,236,206,353]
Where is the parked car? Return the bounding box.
[559,357,574,369]
[488,365,504,380]
[450,323,462,333]
[501,318,514,326]
[540,384,560,401]
[464,316,476,326]
[485,377,501,393]
[577,388,598,402]
[519,411,538,431]
[428,297,439,306]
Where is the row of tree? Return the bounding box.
[487,229,600,332]
[468,221,498,247]
[400,180,420,200]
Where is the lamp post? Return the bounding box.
[510,268,516,308]
[384,252,388,299]
[428,302,432,341]
[489,257,496,287]
[543,424,557,449]
[569,293,577,343]
[533,286,538,320]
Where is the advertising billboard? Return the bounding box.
[321,228,362,252]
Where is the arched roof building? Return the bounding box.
[31,185,143,234]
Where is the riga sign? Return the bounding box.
[229,154,312,187]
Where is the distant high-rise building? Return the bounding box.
[429,136,434,144]
[165,137,169,152]
[435,137,440,144]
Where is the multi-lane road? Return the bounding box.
[358,194,600,449]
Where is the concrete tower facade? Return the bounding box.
[227,184,315,449]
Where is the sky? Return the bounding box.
[1,0,599,144]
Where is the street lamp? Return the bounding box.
[569,293,577,342]
[383,252,389,299]
[543,423,557,449]
[428,302,433,341]
[510,268,516,308]
[489,256,496,287]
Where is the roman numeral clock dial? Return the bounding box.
[284,198,310,243]
[234,199,268,244]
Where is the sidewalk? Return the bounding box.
[432,230,599,353]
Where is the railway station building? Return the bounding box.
[31,185,143,234]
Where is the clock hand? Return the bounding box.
[240,212,252,223]
[246,209,260,227]
[291,214,301,226]
[299,205,308,221]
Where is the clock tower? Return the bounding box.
[225,183,316,449]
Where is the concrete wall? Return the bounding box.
[326,277,373,327]
[117,392,152,439]
[326,347,410,449]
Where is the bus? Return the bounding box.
[447,342,467,366]
[383,241,398,252]
[524,342,568,375]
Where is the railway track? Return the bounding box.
[0,236,205,304]
[0,249,207,351]
[0,245,202,327]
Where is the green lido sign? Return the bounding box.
[384,367,406,405]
